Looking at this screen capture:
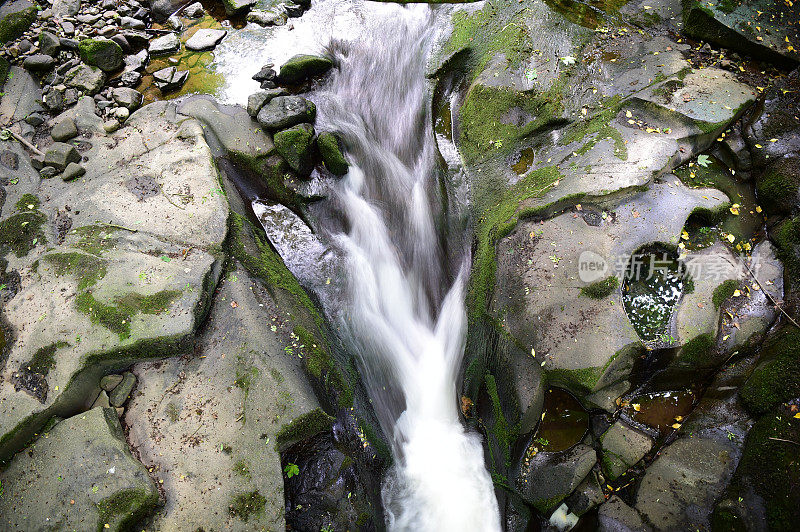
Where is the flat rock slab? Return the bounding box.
[185,28,227,51]
[682,0,800,65]
[125,264,321,531]
[635,437,739,530]
[514,443,597,513]
[0,407,159,532]
[0,102,228,460]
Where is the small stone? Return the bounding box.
[91,390,111,408]
[119,70,142,87]
[23,54,56,72]
[282,2,304,18]
[44,142,81,172]
[184,2,205,18]
[61,161,86,181]
[120,16,145,30]
[112,106,130,121]
[149,33,180,56]
[277,54,333,84]
[39,166,58,178]
[167,14,183,31]
[222,0,257,16]
[252,65,276,82]
[103,120,120,133]
[60,20,75,35]
[109,371,136,407]
[123,49,149,71]
[185,28,227,51]
[100,374,124,391]
[38,31,61,56]
[30,154,45,170]
[111,87,143,110]
[153,66,188,93]
[247,9,287,26]
[246,88,287,117]
[65,64,106,94]
[43,89,65,111]
[111,35,131,52]
[25,112,45,126]
[51,117,79,142]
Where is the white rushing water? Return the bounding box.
[313,4,501,531]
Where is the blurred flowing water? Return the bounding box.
[310,4,501,531]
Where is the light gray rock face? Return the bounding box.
[125,263,322,531]
[185,28,227,51]
[0,102,229,461]
[256,95,316,130]
[0,67,43,132]
[149,33,180,56]
[246,88,288,117]
[0,407,159,532]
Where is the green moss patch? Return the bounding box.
[717,412,800,531]
[560,95,626,160]
[0,194,46,257]
[756,159,800,215]
[580,276,619,299]
[676,333,715,367]
[712,279,739,309]
[44,252,108,290]
[76,290,181,339]
[275,408,335,452]
[69,225,120,255]
[229,490,266,522]
[740,327,800,415]
[95,487,159,532]
[0,6,38,44]
[22,341,69,375]
[774,216,800,279]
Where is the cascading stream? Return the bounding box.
[313,4,501,531]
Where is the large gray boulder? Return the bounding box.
[0,407,159,531]
[65,64,106,94]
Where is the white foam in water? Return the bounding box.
[309,3,502,531]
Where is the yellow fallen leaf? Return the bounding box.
[626,110,633,118]
[633,403,641,411]
[675,415,683,422]
[733,290,741,297]
[795,412,800,419]
[672,423,682,429]
[727,234,736,243]
[756,205,763,213]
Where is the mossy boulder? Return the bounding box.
[713,412,800,531]
[273,122,316,177]
[317,131,348,176]
[78,38,124,72]
[0,407,159,531]
[222,0,256,16]
[277,54,333,84]
[739,327,800,416]
[755,157,800,215]
[0,4,37,44]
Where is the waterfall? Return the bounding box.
[313,4,501,531]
